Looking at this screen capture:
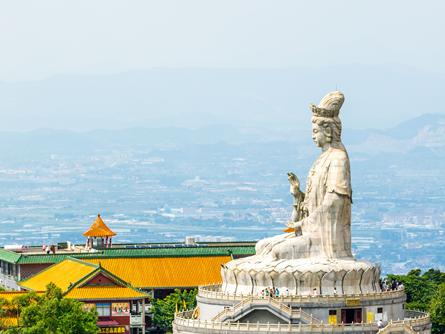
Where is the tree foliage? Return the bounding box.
[0,296,10,329]
[430,283,445,334]
[2,283,98,334]
[387,269,437,310]
[151,288,197,330]
[387,268,445,334]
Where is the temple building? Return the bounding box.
[0,214,255,332]
[0,241,254,294]
[18,258,148,334]
[0,244,254,333]
[0,239,255,333]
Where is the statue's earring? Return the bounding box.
[324,127,332,142]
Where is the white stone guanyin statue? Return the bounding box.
[222,91,381,296]
[256,90,353,261]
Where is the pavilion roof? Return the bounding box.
[83,214,116,237]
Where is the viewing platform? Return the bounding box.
[195,284,410,329]
[174,309,430,334]
[198,284,406,305]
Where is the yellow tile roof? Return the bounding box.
[20,258,98,292]
[1,316,18,327]
[0,292,40,327]
[83,214,116,237]
[65,286,147,300]
[0,291,29,302]
[84,256,231,288]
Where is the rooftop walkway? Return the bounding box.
[0,242,256,264]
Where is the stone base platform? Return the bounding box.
[174,286,431,334]
[222,256,381,296]
[197,284,406,322]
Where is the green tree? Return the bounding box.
[0,297,11,330]
[387,269,445,334]
[17,283,98,334]
[387,269,436,310]
[423,269,445,286]
[10,291,40,324]
[151,288,197,330]
[430,283,445,334]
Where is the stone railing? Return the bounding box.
[174,311,379,333]
[175,310,430,334]
[213,295,320,324]
[213,296,292,321]
[291,308,320,324]
[377,310,430,334]
[198,284,406,304]
[378,324,416,334]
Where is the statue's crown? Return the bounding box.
[310,91,345,118]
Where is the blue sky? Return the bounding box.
[0,1,444,130]
[1,1,444,81]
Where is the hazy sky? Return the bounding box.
[1,0,445,81]
[0,1,444,131]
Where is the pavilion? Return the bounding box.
[83,214,116,249]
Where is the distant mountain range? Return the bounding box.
[0,66,444,131]
[0,113,444,168]
[346,113,445,156]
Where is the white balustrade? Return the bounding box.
[174,309,430,333]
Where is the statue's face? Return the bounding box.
[312,123,328,147]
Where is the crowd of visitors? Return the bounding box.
[258,287,321,297]
[379,278,404,291]
[259,287,290,298]
[256,280,403,298]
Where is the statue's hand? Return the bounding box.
[285,220,303,236]
[287,172,301,195]
[286,220,302,229]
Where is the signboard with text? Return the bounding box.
[345,298,361,307]
[99,327,126,333]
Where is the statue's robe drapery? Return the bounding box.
[261,145,353,260]
[303,146,353,259]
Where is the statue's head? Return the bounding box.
[310,91,344,148]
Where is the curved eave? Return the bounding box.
[82,231,116,237]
